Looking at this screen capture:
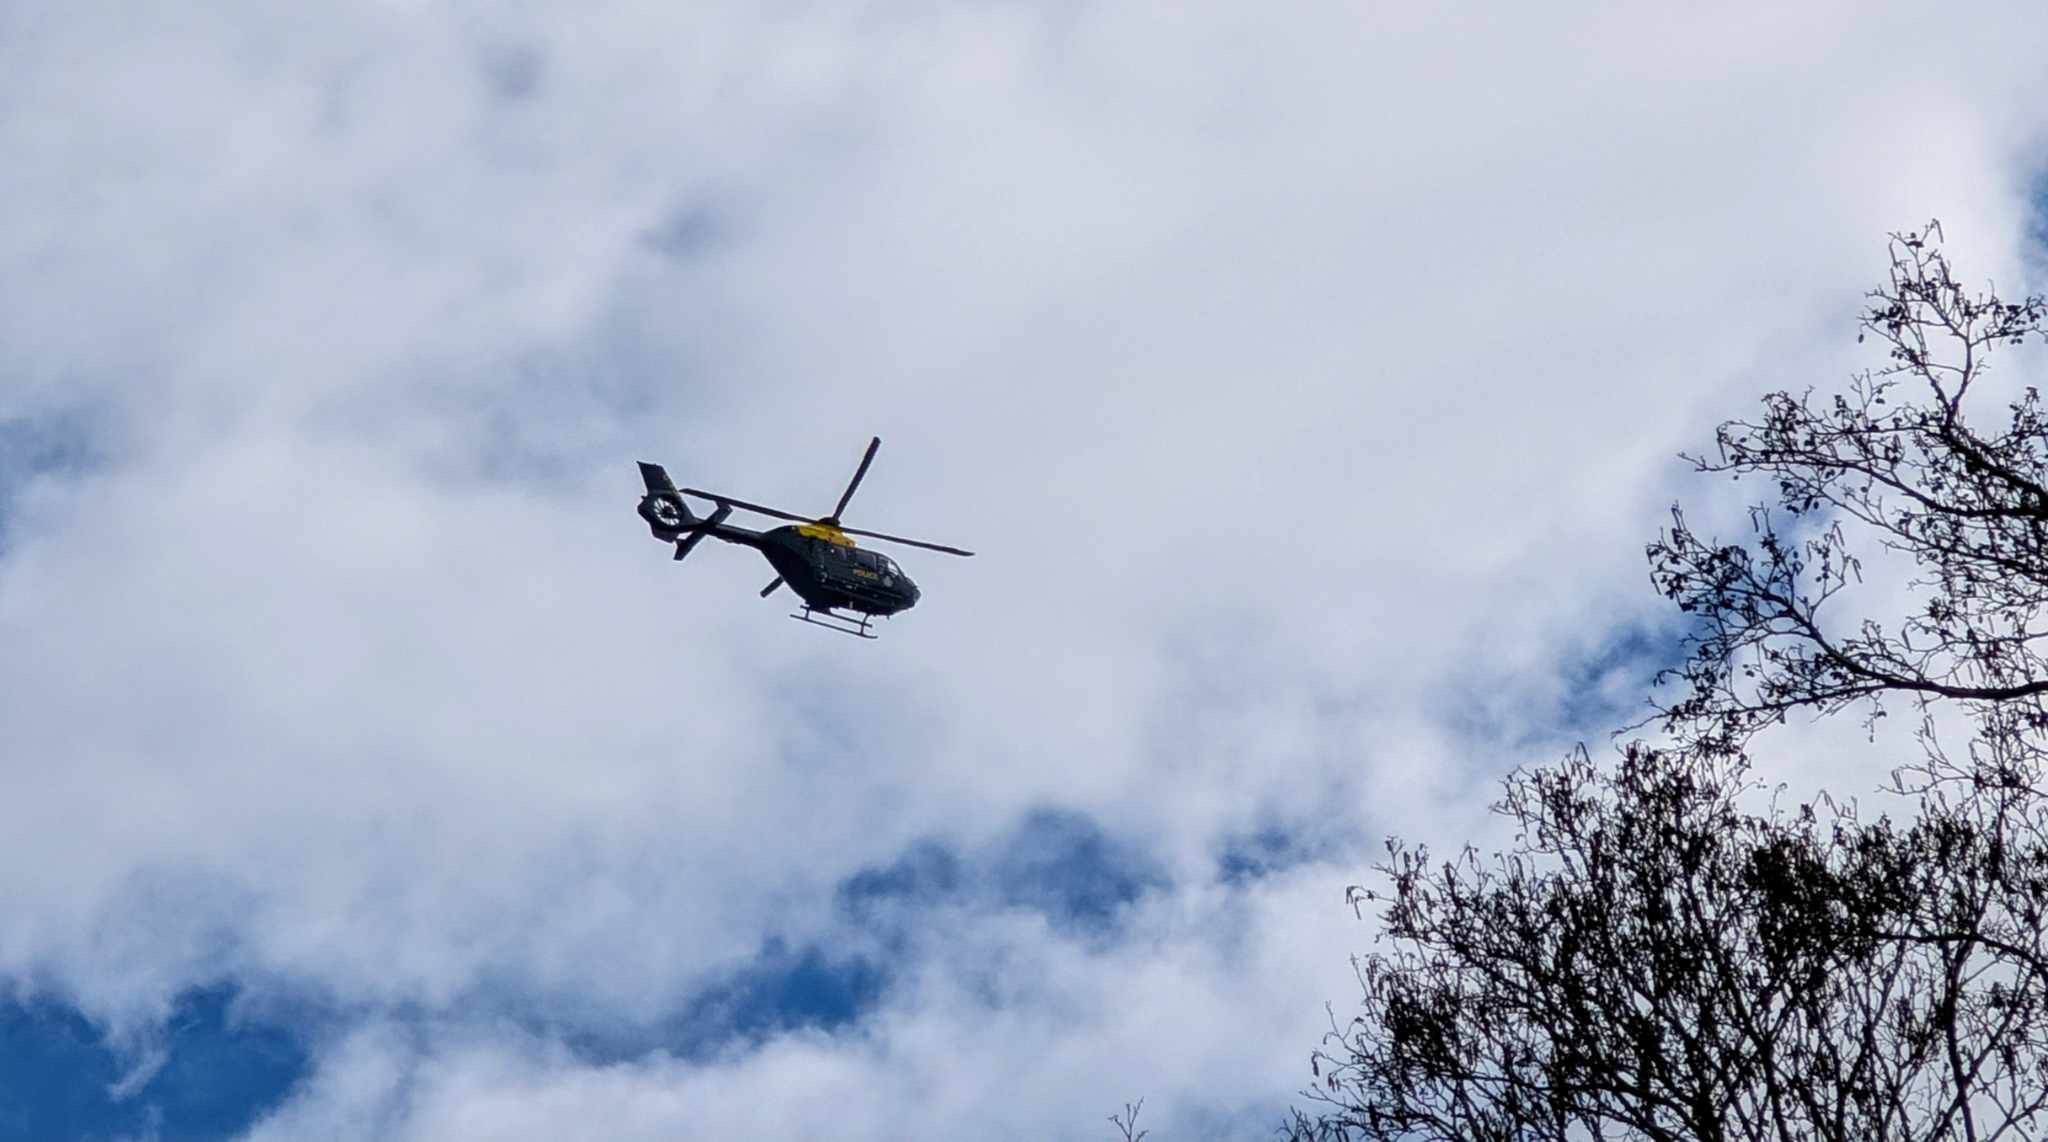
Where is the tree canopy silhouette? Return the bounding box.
[1292,225,2048,1142]
[1654,222,2048,745]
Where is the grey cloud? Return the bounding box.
[638,203,735,262]
[478,43,546,104]
[6,2,2048,1139]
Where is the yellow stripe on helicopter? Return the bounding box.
[796,521,856,546]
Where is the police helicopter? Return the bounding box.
[635,436,973,638]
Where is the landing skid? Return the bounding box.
[790,606,879,639]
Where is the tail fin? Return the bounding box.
[638,462,681,497]
[637,462,696,541]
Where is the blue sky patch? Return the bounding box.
[671,940,886,1051]
[570,808,1169,1064]
[0,985,307,1142]
[1551,620,1688,738]
[1215,825,1320,886]
[554,939,886,1066]
[992,808,1168,938]
[837,839,964,934]
[222,807,1164,1083]
[840,808,1170,942]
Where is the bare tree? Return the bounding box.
[1296,735,2048,1141]
[1293,226,2048,1141]
[1109,1097,1150,1142]
[1651,223,2048,746]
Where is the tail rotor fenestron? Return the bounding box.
[638,461,733,563]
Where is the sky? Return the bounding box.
[5,2,2048,1139]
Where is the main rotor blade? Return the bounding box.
[759,576,784,598]
[678,490,810,523]
[837,525,974,557]
[828,436,881,522]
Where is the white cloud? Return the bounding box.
[5,0,2048,1135]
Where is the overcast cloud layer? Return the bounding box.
[6,2,2048,1138]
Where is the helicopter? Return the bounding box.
[635,436,973,638]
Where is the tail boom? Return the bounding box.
[637,462,762,562]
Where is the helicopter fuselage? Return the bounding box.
[757,523,921,616]
[679,518,921,617]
